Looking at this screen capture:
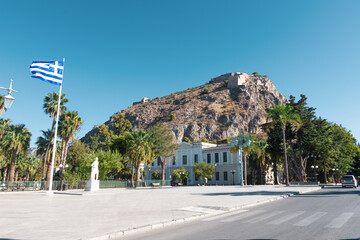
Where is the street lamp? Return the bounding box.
[59,164,68,191]
[0,79,17,117]
[311,165,319,183]
[332,167,339,184]
[230,170,236,185]
[214,163,217,186]
[179,171,185,184]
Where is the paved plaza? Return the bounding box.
[0,185,320,240]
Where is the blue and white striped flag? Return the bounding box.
[30,61,64,85]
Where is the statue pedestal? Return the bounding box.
[85,180,99,192]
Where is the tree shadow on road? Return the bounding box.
[291,187,360,197]
[192,191,300,197]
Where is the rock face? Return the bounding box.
[82,73,287,143]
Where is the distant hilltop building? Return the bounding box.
[133,97,150,106]
[211,72,249,88]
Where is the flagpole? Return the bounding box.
[47,58,65,194]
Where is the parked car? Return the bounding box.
[341,175,358,188]
[171,181,183,186]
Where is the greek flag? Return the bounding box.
[30,61,64,85]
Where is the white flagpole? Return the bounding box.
[47,58,65,194]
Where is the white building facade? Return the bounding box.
[146,142,244,186]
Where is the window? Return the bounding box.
[157,157,161,166]
[195,175,199,181]
[172,157,176,165]
[151,162,154,166]
[224,171,228,181]
[207,153,211,164]
[223,152,227,163]
[194,154,198,163]
[182,155,187,165]
[216,172,219,181]
[215,153,219,163]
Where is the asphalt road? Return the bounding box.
[122,186,360,240]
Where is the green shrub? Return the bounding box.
[151,170,161,180]
[201,137,210,143]
[183,137,192,143]
[260,90,269,96]
[209,78,215,84]
[172,168,189,184]
[202,88,209,94]
[253,72,259,76]
[170,113,176,121]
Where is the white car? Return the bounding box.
[341,175,358,188]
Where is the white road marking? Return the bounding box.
[245,211,284,224]
[268,211,305,225]
[325,213,354,228]
[178,206,225,214]
[202,210,248,222]
[220,210,266,223]
[294,212,327,227]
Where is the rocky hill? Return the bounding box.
[82,72,287,143]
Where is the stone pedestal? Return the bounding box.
[85,180,99,192]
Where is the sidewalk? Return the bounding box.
[0,185,320,240]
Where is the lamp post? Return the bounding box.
[214,163,217,186]
[230,170,236,185]
[59,164,68,191]
[179,171,184,184]
[0,79,17,117]
[332,167,339,184]
[311,165,319,183]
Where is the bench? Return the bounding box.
[151,183,160,187]
[10,183,25,191]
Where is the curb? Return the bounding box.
[82,187,321,240]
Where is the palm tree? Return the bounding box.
[266,104,302,185]
[231,134,252,185]
[0,95,4,117]
[42,92,68,180]
[0,119,12,140]
[2,124,31,183]
[252,138,269,185]
[126,130,153,187]
[22,156,40,181]
[36,129,52,180]
[58,111,83,187]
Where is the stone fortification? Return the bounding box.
[82,72,287,143]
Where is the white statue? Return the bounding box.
[86,157,99,192]
[91,157,99,181]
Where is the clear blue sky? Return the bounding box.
[0,0,359,146]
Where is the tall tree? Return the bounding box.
[112,113,132,135]
[0,119,12,140]
[263,122,283,184]
[231,134,252,185]
[251,137,269,185]
[58,111,83,187]
[42,92,68,180]
[193,162,215,185]
[126,130,153,187]
[36,129,52,179]
[2,124,31,183]
[22,156,40,181]
[149,123,177,184]
[0,95,4,117]
[266,104,302,185]
[287,95,317,182]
